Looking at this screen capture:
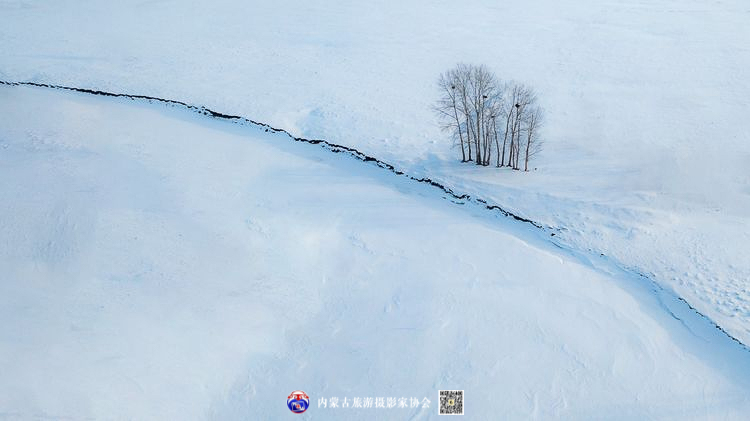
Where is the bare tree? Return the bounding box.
[435,65,544,171]
[499,83,518,167]
[465,64,498,166]
[485,95,503,166]
[455,64,474,162]
[523,105,544,171]
[508,84,536,169]
[435,69,467,161]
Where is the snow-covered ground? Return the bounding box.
[2,83,750,420]
[1,0,747,345]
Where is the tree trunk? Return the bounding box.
[512,107,523,169]
[452,103,466,162]
[465,115,472,161]
[494,117,500,167]
[524,131,531,171]
[501,110,512,167]
[475,112,483,165]
[486,120,493,166]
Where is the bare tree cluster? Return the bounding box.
[435,63,544,171]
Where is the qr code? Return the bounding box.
[439,390,464,415]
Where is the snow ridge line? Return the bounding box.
[3,79,748,353]
[0,80,545,227]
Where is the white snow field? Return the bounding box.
[2,84,750,419]
[1,0,748,346]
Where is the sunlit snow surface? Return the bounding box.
[1,0,748,345]
[1,85,750,420]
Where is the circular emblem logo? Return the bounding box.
[287,390,310,414]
